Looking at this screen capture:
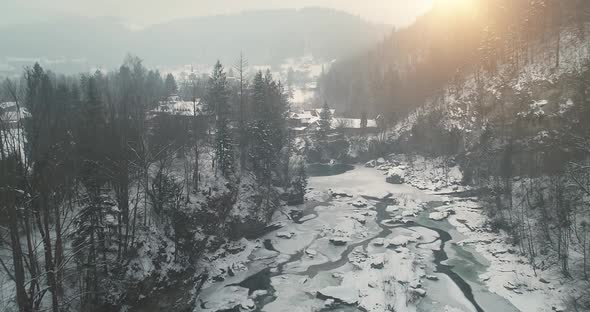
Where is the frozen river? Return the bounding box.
[196,165,521,312]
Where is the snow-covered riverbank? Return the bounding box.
[369,156,577,312]
[194,163,571,312]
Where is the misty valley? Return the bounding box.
[1,1,590,312]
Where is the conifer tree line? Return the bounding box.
[316,100,332,140]
[0,54,300,311]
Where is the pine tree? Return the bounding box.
[77,73,106,191]
[247,70,291,212]
[23,63,64,312]
[110,59,148,258]
[290,160,307,205]
[165,73,178,96]
[73,73,110,309]
[317,100,332,139]
[1,79,32,312]
[234,52,249,172]
[249,71,273,183]
[268,77,289,159]
[480,25,498,73]
[361,110,368,129]
[207,61,234,178]
[147,70,166,103]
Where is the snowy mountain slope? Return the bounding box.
[392,25,590,148]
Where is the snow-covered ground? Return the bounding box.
[447,202,572,312]
[194,162,571,312]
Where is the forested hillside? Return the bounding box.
[321,0,590,309]
[0,56,306,311]
[321,0,589,117]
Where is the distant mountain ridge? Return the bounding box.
[0,8,390,74]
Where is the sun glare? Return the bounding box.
[435,0,477,14]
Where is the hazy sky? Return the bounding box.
[1,0,433,28]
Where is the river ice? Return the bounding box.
[195,165,565,312]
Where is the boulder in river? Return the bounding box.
[289,209,303,221]
[410,280,422,289]
[371,257,385,269]
[426,275,439,281]
[386,168,405,184]
[365,160,377,168]
[429,211,450,221]
[305,249,318,257]
[199,286,254,311]
[362,190,392,200]
[329,237,349,246]
[332,190,353,198]
[503,282,519,291]
[324,299,336,308]
[276,231,295,239]
[332,272,344,279]
[411,288,427,297]
[402,209,417,217]
[249,290,268,299]
[351,200,368,208]
[317,286,359,305]
[388,235,415,247]
[242,299,256,310]
[386,205,400,213]
[372,238,385,246]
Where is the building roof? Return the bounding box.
[290,108,336,125]
[312,108,336,116]
[332,118,377,129]
[151,96,205,117]
[0,102,30,122]
[289,108,377,130]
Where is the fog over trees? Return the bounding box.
[0,8,389,74]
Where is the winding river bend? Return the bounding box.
[197,165,520,312]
